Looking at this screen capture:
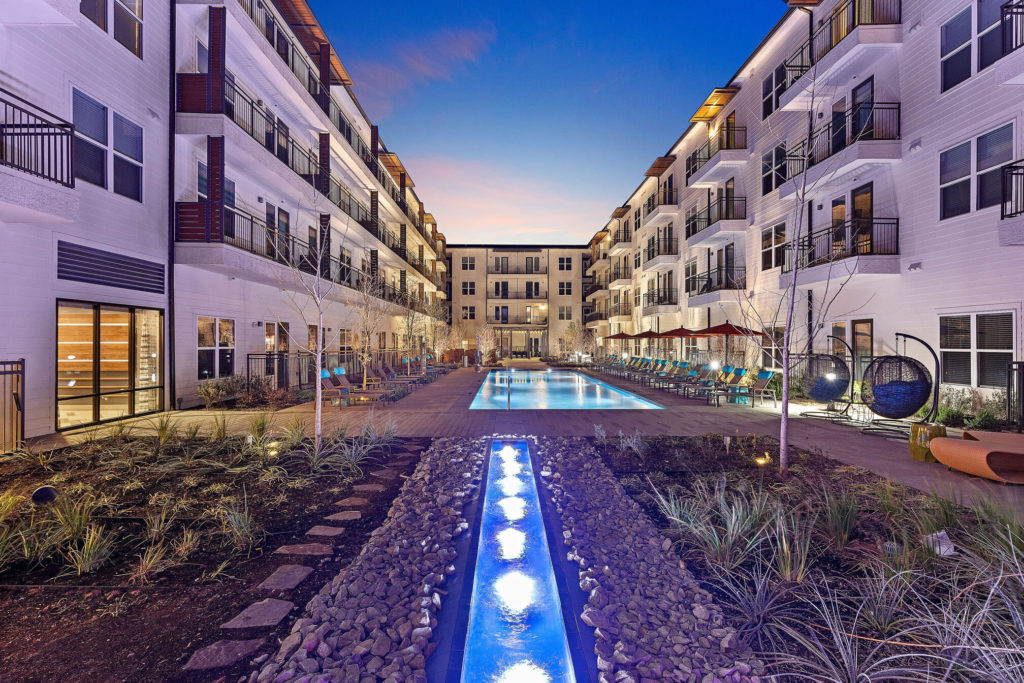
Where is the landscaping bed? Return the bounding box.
[0,415,426,682]
[593,429,1024,681]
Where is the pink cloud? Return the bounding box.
[403,157,607,244]
[350,25,496,119]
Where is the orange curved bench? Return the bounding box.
[931,431,1024,484]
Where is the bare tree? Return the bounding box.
[423,295,450,365]
[559,321,594,363]
[474,323,496,369]
[355,269,396,390]
[399,287,425,375]
[447,317,467,364]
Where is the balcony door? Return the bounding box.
[852,319,874,382]
[724,111,737,149]
[852,183,874,254]
[495,306,508,324]
[525,256,539,274]
[494,256,508,274]
[852,78,874,140]
[831,196,847,260]
[494,281,508,299]
[831,98,848,156]
[525,306,533,324]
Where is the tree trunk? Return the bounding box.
[314,307,323,452]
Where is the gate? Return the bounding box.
[1,359,24,453]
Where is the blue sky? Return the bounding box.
[311,1,788,244]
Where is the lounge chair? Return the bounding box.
[332,368,393,402]
[707,368,748,406]
[319,372,349,405]
[728,370,776,407]
[931,431,1024,484]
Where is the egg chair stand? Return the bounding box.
[801,335,857,424]
[861,333,940,440]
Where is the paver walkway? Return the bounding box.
[34,364,1024,512]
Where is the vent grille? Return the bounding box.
[57,241,165,294]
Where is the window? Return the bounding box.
[56,301,162,429]
[462,281,475,296]
[81,0,142,58]
[941,8,972,92]
[761,144,787,195]
[941,124,1014,219]
[197,317,234,380]
[462,306,476,320]
[685,259,698,294]
[461,256,475,270]
[762,326,785,370]
[978,0,1008,70]
[761,63,786,119]
[761,223,786,270]
[633,250,641,269]
[558,282,572,296]
[73,90,143,200]
[941,313,1014,387]
[558,306,572,321]
[197,162,236,206]
[558,256,572,271]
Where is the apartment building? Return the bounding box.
[0,0,448,442]
[447,245,589,358]
[588,0,1024,393]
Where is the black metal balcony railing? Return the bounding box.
[644,238,679,261]
[787,102,901,176]
[1003,162,1024,219]
[487,289,548,300]
[487,315,548,326]
[608,265,633,282]
[686,127,747,182]
[685,267,747,296]
[487,265,548,275]
[687,196,747,238]
[611,229,632,245]
[642,289,678,311]
[1006,2,1024,55]
[782,218,899,273]
[784,0,902,87]
[584,309,607,324]
[0,87,74,188]
[175,203,437,315]
[609,303,633,318]
[584,276,607,298]
[643,188,678,217]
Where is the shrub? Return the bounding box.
[63,524,114,576]
[967,408,1002,431]
[937,406,966,428]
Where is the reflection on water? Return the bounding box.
[469,370,661,410]
[461,441,575,683]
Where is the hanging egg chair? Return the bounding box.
[804,354,852,403]
[860,355,932,420]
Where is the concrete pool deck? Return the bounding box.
[34,362,1024,512]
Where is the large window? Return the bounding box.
[56,300,163,430]
[462,306,476,320]
[940,312,1014,387]
[80,0,142,58]
[197,316,234,380]
[940,123,1014,219]
[73,89,143,201]
[761,144,787,195]
[461,256,475,270]
[941,8,972,92]
[461,281,475,296]
[558,305,572,321]
[761,223,786,271]
[558,281,572,296]
[558,256,572,271]
[761,63,786,119]
[762,326,785,370]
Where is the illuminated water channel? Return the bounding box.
[469,370,661,410]
[460,440,575,683]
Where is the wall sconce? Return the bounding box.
[251,321,263,328]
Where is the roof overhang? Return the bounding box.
[378,153,414,187]
[272,0,353,86]
[690,87,740,122]
[644,156,676,177]
[611,205,631,219]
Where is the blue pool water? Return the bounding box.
[461,441,575,683]
[469,370,661,410]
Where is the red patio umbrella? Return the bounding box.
[658,327,709,362]
[696,321,768,364]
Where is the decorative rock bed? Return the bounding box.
[536,437,764,683]
[248,437,486,683]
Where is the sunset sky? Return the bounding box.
[312,1,788,244]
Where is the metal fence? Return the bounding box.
[1008,361,1024,432]
[247,350,408,391]
[0,88,74,188]
[1,359,24,454]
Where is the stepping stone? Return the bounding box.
[221,599,294,629]
[306,525,345,538]
[354,483,385,493]
[273,543,333,556]
[183,639,264,670]
[325,510,361,522]
[258,565,313,591]
[335,496,369,507]
[371,469,398,480]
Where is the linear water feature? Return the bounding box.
[460,440,576,682]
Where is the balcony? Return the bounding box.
[487,265,548,275]
[686,196,747,246]
[609,303,633,321]
[686,127,747,187]
[0,87,78,223]
[585,276,608,300]
[999,161,1024,246]
[486,289,548,300]
[584,309,607,326]
[779,0,902,110]
[641,289,678,315]
[586,250,609,275]
[174,202,434,315]
[642,238,680,272]
[609,229,633,255]
[641,188,679,227]
[997,3,1024,85]
[685,267,747,306]
[780,102,901,198]
[607,266,633,288]
[487,315,548,326]
[781,217,900,286]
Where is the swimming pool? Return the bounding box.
[469,370,661,410]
